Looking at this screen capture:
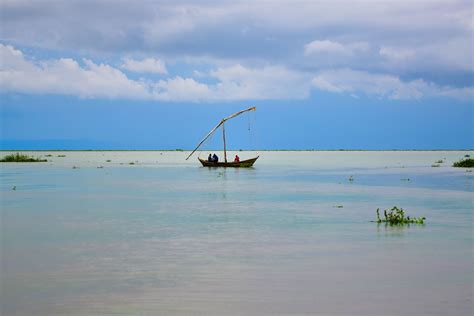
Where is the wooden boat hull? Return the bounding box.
[199,156,259,168]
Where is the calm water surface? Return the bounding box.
[1,151,472,315]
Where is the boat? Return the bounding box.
[186,107,259,168]
[198,156,259,167]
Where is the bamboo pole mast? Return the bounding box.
[222,122,227,162]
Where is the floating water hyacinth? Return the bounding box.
[375,206,425,225]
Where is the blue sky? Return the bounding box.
[0,0,472,150]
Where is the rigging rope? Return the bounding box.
[246,110,259,156]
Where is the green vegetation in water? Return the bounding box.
[465,154,470,158]
[0,153,47,162]
[45,154,53,157]
[400,178,410,181]
[12,186,16,191]
[57,154,66,157]
[431,164,440,167]
[106,160,111,162]
[435,159,444,163]
[129,162,135,165]
[375,206,425,225]
[452,158,474,168]
[333,205,344,208]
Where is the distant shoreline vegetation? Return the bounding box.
[0,153,47,162]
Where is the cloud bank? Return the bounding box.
[0,0,472,102]
[1,44,472,102]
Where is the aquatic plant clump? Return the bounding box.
[376,206,425,225]
[0,153,47,162]
[452,158,474,168]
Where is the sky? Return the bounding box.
[0,0,472,150]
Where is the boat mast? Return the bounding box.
[222,122,227,162]
[185,106,256,160]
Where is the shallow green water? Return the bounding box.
[1,151,472,315]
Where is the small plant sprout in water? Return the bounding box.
[375,206,425,225]
[348,175,354,182]
[435,159,444,164]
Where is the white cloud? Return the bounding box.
[304,40,346,55]
[304,40,369,56]
[152,64,311,101]
[0,44,31,70]
[121,58,167,74]
[151,76,211,101]
[210,64,310,100]
[311,68,473,101]
[379,46,415,61]
[0,44,149,99]
[437,86,474,100]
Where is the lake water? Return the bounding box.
[1,151,472,315]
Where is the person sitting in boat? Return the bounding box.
[212,153,219,162]
[208,153,212,162]
[234,155,240,162]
